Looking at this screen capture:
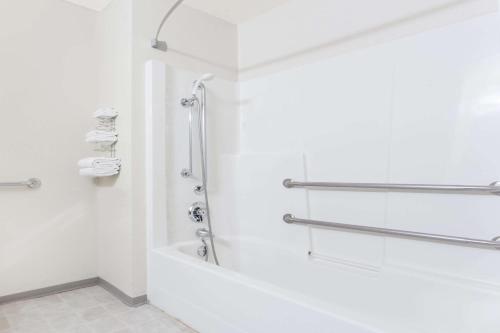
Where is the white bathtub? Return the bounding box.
[148,237,500,333]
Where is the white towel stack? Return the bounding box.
[78,158,121,177]
[85,130,118,144]
[80,107,120,178]
[95,108,118,131]
[94,107,118,119]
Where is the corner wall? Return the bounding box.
[0,0,99,296]
[94,0,239,298]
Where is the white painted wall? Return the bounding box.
[94,0,136,297]
[0,0,98,296]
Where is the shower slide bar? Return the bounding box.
[283,214,500,250]
[283,179,500,195]
[0,178,41,189]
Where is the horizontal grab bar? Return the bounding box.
[283,179,500,195]
[0,178,41,189]
[283,214,500,250]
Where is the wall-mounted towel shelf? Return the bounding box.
[283,179,500,195]
[283,214,500,250]
[79,108,120,178]
[0,178,41,189]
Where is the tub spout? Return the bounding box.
[196,228,212,239]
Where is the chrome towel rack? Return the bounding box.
[283,214,500,250]
[283,179,500,195]
[0,178,41,189]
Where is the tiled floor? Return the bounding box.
[0,286,196,333]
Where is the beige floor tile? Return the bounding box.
[0,287,197,333]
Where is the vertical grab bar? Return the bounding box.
[180,97,195,178]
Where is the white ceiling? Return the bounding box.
[183,0,292,24]
[64,0,112,11]
[63,0,291,24]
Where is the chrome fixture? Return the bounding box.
[193,184,205,195]
[191,73,215,96]
[180,73,220,265]
[151,0,185,51]
[283,179,500,195]
[180,168,192,178]
[196,228,211,260]
[188,202,206,223]
[196,228,211,239]
[0,178,41,189]
[180,97,196,107]
[180,99,194,178]
[197,242,208,258]
[283,214,500,250]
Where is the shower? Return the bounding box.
[180,74,220,266]
[151,0,185,52]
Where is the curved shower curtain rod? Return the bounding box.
[151,0,185,51]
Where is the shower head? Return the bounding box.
[191,73,215,96]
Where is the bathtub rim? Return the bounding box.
[151,237,386,333]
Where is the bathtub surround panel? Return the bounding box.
[230,153,309,252]
[145,60,169,252]
[146,64,239,246]
[238,8,500,287]
[147,4,500,331]
[238,0,498,78]
[384,12,500,284]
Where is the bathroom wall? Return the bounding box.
[238,0,497,78]
[142,0,500,298]
[11,0,497,301]
[0,0,98,296]
[94,0,136,298]
[130,0,238,295]
[94,0,239,297]
[237,6,500,287]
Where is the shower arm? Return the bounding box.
[151,0,185,51]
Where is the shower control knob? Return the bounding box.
[180,168,192,178]
[180,97,195,107]
[193,184,205,195]
[197,244,208,258]
[188,202,207,223]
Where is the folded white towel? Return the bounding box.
[94,107,118,119]
[78,158,121,169]
[79,167,119,177]
[85,130,118,144]
[86,137,117,144]
[86,130,117,138]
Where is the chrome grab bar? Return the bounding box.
[283,214,500,250]
[0,178,41,189]
[180,97,195,178]
[283,179,500,195]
